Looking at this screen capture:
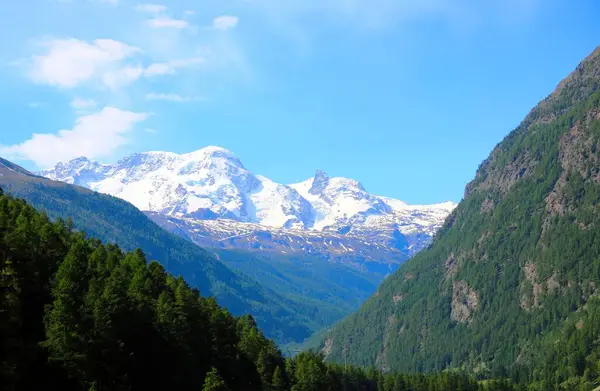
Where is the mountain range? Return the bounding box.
[41,147,455,275]
[0,148,454,349]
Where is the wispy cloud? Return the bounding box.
[144,62,173,76]
[147,17,188,29]
[213,16,239,31]
[102,65,145,90]
[0,107,148,167]
[145,57,205,76]
[145,92,199,102]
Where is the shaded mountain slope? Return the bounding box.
[320,45,600,388]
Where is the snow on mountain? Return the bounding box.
[41,146,457,269]
[290,170,391,231]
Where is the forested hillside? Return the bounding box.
[321,46,600,390]
[0,188,519,391]
[0,158,323,345]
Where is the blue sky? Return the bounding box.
[1,0,599,204]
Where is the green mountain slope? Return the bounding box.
[0,158,318,344]
[213,249,380,317]
[320,46,600,387]
[211,248,381,352]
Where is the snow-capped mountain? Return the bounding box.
[42,146,456,272]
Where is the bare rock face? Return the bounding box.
[546,110,600,219]
[520,263,543,311]
[393,294,404,304]
[521,264,571,311]
[444,252,458,279]
[480,197,495,214]
[321,338,334,357]
[451,280,479,323]
[375,315,398,373]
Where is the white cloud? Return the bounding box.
[147,17,188,29]
[144,62,174,76]
[135,3,167,13]
[29,38,140,88]
[144,57,205,77]
[145,92,196,102]
[212,15,239,31]
[70,97,97,110]
[0,107,148,168]
[102,65,145,90]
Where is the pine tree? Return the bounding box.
[203,367,229,391]
[0,259,21,390]
[43,240,92,383]
[272,366,286,391]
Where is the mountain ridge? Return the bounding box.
[40,147,454,230]
[318,44,600,389]
[41,147,456,273]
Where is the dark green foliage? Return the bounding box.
[0,160,322,345]
[203,368,229,391]
[0,190,283,390]
[321,46,600,389]
[0,190,517,391]
[284,352,517,391]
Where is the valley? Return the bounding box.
[39,148,455,349]
[2,2,600,389]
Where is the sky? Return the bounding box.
[1,0,599,204]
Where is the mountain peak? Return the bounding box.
[70,156,91,163]
[184,146,237,160]
[314,169,328,179]
[181,146,244,170]
[309,170,329,195]
[56,156,92,168]
[41,147,454,237]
